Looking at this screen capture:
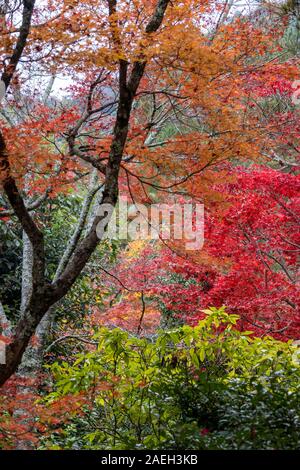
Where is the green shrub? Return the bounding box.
[41,307,300,450]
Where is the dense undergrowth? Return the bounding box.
[37,308,300,450]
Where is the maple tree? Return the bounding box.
[105,165,299,340]
[0,0,293,386]
[90,4,300,339]
[0,0,174,386]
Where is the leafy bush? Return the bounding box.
[41,307,300,450]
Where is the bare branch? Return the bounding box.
[45,335,97,353]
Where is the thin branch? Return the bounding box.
[137,290,146,335]
[55,173,103,279]
[45,335,97,353]
[0,189,50,217]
